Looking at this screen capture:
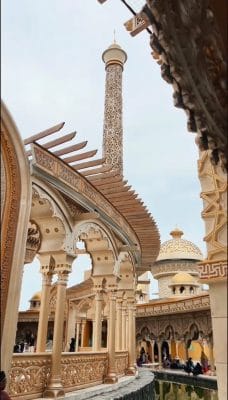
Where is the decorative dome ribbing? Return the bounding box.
[157,227,203,261]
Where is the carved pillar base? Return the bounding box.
[104,372,118,384]
[126,366,136,376]
[43,378,65,398]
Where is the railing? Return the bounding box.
[61,352,108,392]
[8,353,51,399]
[115,351,128,377]
[9,352,108,399]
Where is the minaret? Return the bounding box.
[102,40,127,177]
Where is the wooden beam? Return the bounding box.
[26,131,77,157]
[24,122,65,145]
[81,165,112,177]
[101,185,132,195]
[72,158,106,170]
[54,140,87,156]
[112,199,143,206]
[91,175,124,186]
[98,182,128,191]
[106,190,136,199]
[63,149,97,163]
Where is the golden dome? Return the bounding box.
[170,272,196,285]
[157,227,203,261]
[30,291,41,301]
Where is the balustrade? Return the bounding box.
[8,351,129,399]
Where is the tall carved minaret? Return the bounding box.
[102,41,127,177]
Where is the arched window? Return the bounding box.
[180,286,185,294]
[172,287,176,294]
[190,286,194,294]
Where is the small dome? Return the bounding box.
[157,227,203,261]
[170,272,196,285]
[102,41,127,67]
[30,291,41,301]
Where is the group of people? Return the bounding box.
[13,333,36,353]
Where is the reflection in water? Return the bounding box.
[154,380,218,400]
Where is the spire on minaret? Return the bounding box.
[102,41,127,177]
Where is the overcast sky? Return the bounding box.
[2,0,206,310]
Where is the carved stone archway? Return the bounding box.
[1,101,32,376]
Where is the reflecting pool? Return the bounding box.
[154,380,218,399]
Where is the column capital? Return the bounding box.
[53,252,76,275]
[42,273,53,285]
[56,271,69,285]
[38,254,55,275]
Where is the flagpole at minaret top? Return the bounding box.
[102,38,127,178]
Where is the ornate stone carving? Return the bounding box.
[136,294,210,317]
[198,150,227,264]
[32,144,138,248]
[145,0,227,170]
[199,261,227,281]
[1,128,21,328]
[115,352,128,376]
[61,193,86,219]
[8,353,109,397]
[24,220,41,264]
[61,354,108,388]
[102,52,125,175]
[8,354,52,398]
[136,308,212,339]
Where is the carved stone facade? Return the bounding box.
[197,150,227,281]
[102,43,127,176]
[145,0,227,170]
[136,309,212,340]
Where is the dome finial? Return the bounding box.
[113,29,116,44]
[170,226,183,239]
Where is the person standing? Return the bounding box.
[0,371,12,400]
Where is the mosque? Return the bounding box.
[1,2,227,399]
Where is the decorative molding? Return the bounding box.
[136,308,212,339]
[198,150,227,263]
[136,294,210,317]
[24,220,41,264]
[198,260,227,282]
[1,127,21,330]
[31,144,139,249]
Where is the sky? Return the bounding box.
[2,0,206,310]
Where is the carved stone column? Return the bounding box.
[36,255,54,353]
[157,340,162,368]
[121,301,127,350]
[116,298,122,351]
[208,338,215,373]
[197,150,227,399]
[92,291,103,351]
[175,340,180,359]
[65,304,76,351]
[75,321,81,352]
[43,253,74,398]
[151,340,155,363]
[102,41,127,177]
[104,290,118,383]
[81,320,86,348]
[126,297,136,375]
